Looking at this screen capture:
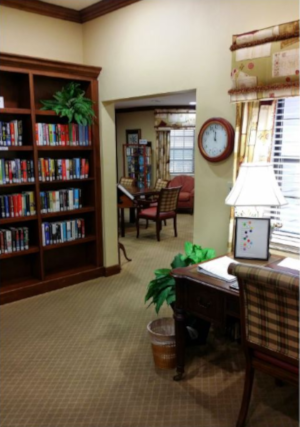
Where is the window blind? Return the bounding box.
[169,129,195,175]
[267,97,300,253]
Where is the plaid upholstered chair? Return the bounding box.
[136,186,181,241]
[119,176,135,187]
[228,263,299,427]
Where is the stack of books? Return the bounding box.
[35,123,91,146]
[0,159,35,184]
[0,121,23,146]
[42,218,85,246]
[40,189,82,213]
[0,192,36,218]
[38,158,89,181]
[0,227,29,254]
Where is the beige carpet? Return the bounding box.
[0,214,298,427]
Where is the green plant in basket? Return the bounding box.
[145,241,215,314]
[40,82,95,125]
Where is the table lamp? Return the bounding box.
[225,163,288,260]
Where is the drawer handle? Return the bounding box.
[198,298,211,309]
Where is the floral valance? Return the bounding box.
[154,109,196,129]
[229,20,299,102]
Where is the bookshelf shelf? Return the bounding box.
[0,108,31,115]
[0,215,38,225]
[43,235,96,251]
[0,53,103,305]
[37,146,93,151]
[41,207,94,219]
[39,177,94,185]
[0,146,33,151]
[0,182,36,188]
[35,110,57,116]
[0,246,39,260]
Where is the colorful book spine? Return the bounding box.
[0,227,29,254]
[41,218,85,246]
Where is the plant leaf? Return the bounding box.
[171,254,187,269]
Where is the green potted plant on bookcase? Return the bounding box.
[40,82,95,125]
[146,241,215,369]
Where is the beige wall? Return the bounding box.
[116,111,156,184]
[83,0,299,266]
[0,6,83,63]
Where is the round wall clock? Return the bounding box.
[198,118,235,162]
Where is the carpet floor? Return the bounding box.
[0,214,298,427]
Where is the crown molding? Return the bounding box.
[0,0,81,23]
[81,0,141,23]
[0,52,102,79]
[0,0,142,23]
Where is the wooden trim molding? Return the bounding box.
[0,52,102,79]
[104,265,121,277]
[0,0,142,23]
[116,105,196,114]
[0,0,81,23]
[81,0,141,23]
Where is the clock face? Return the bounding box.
[202,123,228,158]
[198,118,235,162]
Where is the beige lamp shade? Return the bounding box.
[225,163,288,207]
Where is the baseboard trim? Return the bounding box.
[104,264,121,277]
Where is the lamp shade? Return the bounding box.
[225,163,288,207]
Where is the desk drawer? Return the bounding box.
[185,286,224,323]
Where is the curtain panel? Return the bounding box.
[156,130,170,181]
[227,101,277,251]
[229,20,299,102]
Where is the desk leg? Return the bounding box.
[173,307,186,381]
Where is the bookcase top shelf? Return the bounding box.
[0,108,31,115]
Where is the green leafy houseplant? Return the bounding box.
[145,242,216,314]
[40,82,96,125]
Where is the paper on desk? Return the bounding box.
[278,257,300,271]
[197,256,239,282]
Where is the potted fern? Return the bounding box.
[145,241,215,313]
[146,242,215,369]
[40,82,95,125]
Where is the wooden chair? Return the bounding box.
[228,263,299,427]
[136,186,181,241]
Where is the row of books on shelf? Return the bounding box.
[0,188,85,219]
[126,147,151,156]
[127,156,151,165]
[0,192,35,219]
[0,121,23,146]
[35,123,92,146]
[40,189,82,213]
[42,219,85,246]
[38,158,89,181]
[0,227,29,254]
[0,159,35,184]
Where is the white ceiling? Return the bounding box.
[39,0,100,10]
[115,90,196,109]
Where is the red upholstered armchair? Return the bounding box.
[169,175,194,213]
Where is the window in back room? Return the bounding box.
[169,128,195,175]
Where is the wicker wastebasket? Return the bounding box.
[147,317,176,369]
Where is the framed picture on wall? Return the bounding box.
[126,129,141,145]
[234,217,270,261]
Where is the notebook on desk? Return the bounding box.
[197,256,239,283]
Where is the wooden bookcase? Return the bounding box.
[123,144,152,188]
[0,53,104,304]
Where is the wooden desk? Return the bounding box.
[171,254,285,381]
[118,187,160,237]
